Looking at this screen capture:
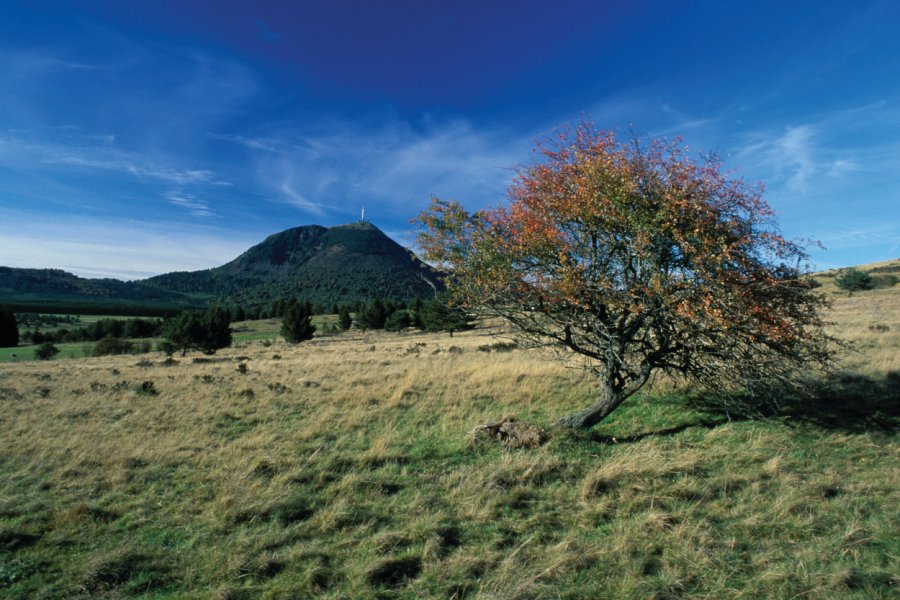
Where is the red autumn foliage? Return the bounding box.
[415,123,836,429]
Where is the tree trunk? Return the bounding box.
[554,381,625,429]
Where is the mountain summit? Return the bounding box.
[146,222,441,306]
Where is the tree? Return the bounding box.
[233,306,247,322]
[35,342,59,360]
[0,307,18,348]
[419,295,472,336]
[338,305,353,330]
[384,309,412,331]
[835,268,873,293]
[409,296,425,328]
[281,300,316,343]
[357,299,388,330]
[162,306,232,355]
[200,306,233,353]
[416,123,835,429]
[162,311,204,356]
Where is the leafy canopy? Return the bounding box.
[416,123,835,428]
[162,306,232,356]
[834,267,873,292]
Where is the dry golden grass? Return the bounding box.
[0,266,897,598]
[815,258,900,374]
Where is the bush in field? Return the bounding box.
[835,268,874,292]
[419,296,472,336]
[338,305,353,330]
[384,309,412,331]
[281,300,315,343]
[357,299,388,330]
[35,342,59,360]
[871,274,897,289]
[0,307,18,348]
[162,306,232,355]
[158,340,178,356]
[93,336,135,356]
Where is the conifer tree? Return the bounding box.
[281,300,316,343]
[0,307,19,348]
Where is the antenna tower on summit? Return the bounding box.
[360,206,365,222]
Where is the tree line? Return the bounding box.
[1,294,472,359]
[21,317,163,345]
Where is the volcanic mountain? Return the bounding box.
[0,222,443,313]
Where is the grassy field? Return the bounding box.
[0,265,897,598]
[0,315,334,364]
[1,314,160,364]
[0,341,98,363]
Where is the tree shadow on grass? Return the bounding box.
[588,418,730,445]
[688,371,899,435]
[586,371,898,445]
[778,371,899,433]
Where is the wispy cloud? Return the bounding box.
[779,125,816,193]
[208,133,286,153]
[240,113,529,222]
[47,150,225,186]
[827,158,860,177]
[276,177,331,216]
[165,190,215,218]
[732,125,817,193]
[0,132,231,201]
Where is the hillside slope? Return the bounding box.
[0,266,204,313]
[0,222,443,312]
[145,222,442,306]
[811,257,900,374]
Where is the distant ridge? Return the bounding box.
[0,222,443,313]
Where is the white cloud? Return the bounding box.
[165,189,214,218]
[734,125,818,194]
[245,114,529,221]
[276,177,331,216]
[208,133,285,153]
[45,150,224,185]
[827,158,860,177]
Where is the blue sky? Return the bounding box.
[1,0,897,279]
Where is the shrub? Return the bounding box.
[384,310,412,332]
[357,299,388,330]
[338,306,353,330]
[158,340,177,356]
[34,342,59,360]
[419,296,472,336]
[281,300,315,343]
[871,274,897,289]
[835,268,874,292]
[162,307,232,355]
[93,336,135,356]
